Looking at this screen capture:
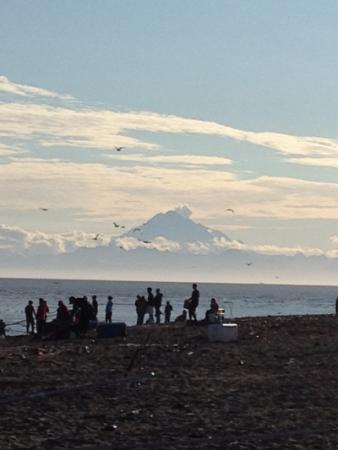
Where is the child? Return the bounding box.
[164,301,173,323]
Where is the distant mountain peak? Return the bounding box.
[125,206,231,243]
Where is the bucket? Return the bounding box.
[208,323,238,343]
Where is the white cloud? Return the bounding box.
[0,76,74,100]
[0,222,336,259]
[329,235,338,245]
[287,157,338,168]
[116,235,181,252]
[0,94,337,164]
[186,241,211,255]
[0,159,337,223]
[108,154,232,167]
[0,143,25,156]
[174,206,192,218]
[0,224,111,255]
[212,237,324,257]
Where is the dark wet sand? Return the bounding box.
[0,315,337,449]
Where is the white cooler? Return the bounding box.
[208,323,238,342]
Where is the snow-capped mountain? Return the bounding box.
[0,206,337,284]
[123,206,230,244]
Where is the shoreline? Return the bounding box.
[0,314,337,449]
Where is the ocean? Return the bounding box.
[0,278,336,335]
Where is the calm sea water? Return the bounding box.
[0,278,336,335]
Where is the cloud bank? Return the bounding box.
[0,222,336,259]
[0,75,337,168]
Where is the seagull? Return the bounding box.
[142,240,152,244]
[246,262,253,266]
[115,146,124,152]
[93,234,100,241]
[40,208,48,211]
[226,208,235,213]
[113,222,120,228]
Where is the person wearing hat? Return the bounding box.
[105,296,113,323]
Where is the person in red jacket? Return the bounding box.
[36,298,49,338]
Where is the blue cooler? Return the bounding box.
[97,322,126,338]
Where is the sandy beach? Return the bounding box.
[0,314,337,449]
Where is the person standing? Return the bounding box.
[56,300,71,323]
[92,295,98,319]
[135,295,147,325]
[146,287,155,323]
[36,298,49,338]
[187,283,200,321]
[164,301,173,323]
[25,300,36,334]
[154,288,163,324]
[105,296,113,323]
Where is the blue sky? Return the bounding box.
[0,0,337,261]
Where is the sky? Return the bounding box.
[0,0,337,267]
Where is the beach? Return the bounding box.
[0,314,337,449]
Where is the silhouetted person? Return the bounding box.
[25,300,36,334]
[56,300,70,323]
[77,297,95,336]
[146,287,155,323]
[186,283,199,321]
[336,296,338,316]
[105,296,113,323]
[0,320,6,337]
[175,310,187,322]
[164,301,173,323]
[135,295,147,325]
[154,288,163,324]
[92,295,98,319]
[56,300,71,338]
[205,298,219,323]
[36,298,49,338]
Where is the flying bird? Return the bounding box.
[115,146,124,152]
[93,234,100,241]
[142,240,152,244]
[246,262,253,266]
[40,208,48,211]
[113,222,120,228]
[226,208,235,213]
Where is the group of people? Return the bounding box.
[134,287,172,325]
[134,283,203,325]
[23,283,221,338]
[24,295,116,338]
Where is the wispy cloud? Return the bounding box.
[0,143,25,156]
[108,154,232,167]
[0,76,74,100]
[0,79,337,164]
[286,157,338,168]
